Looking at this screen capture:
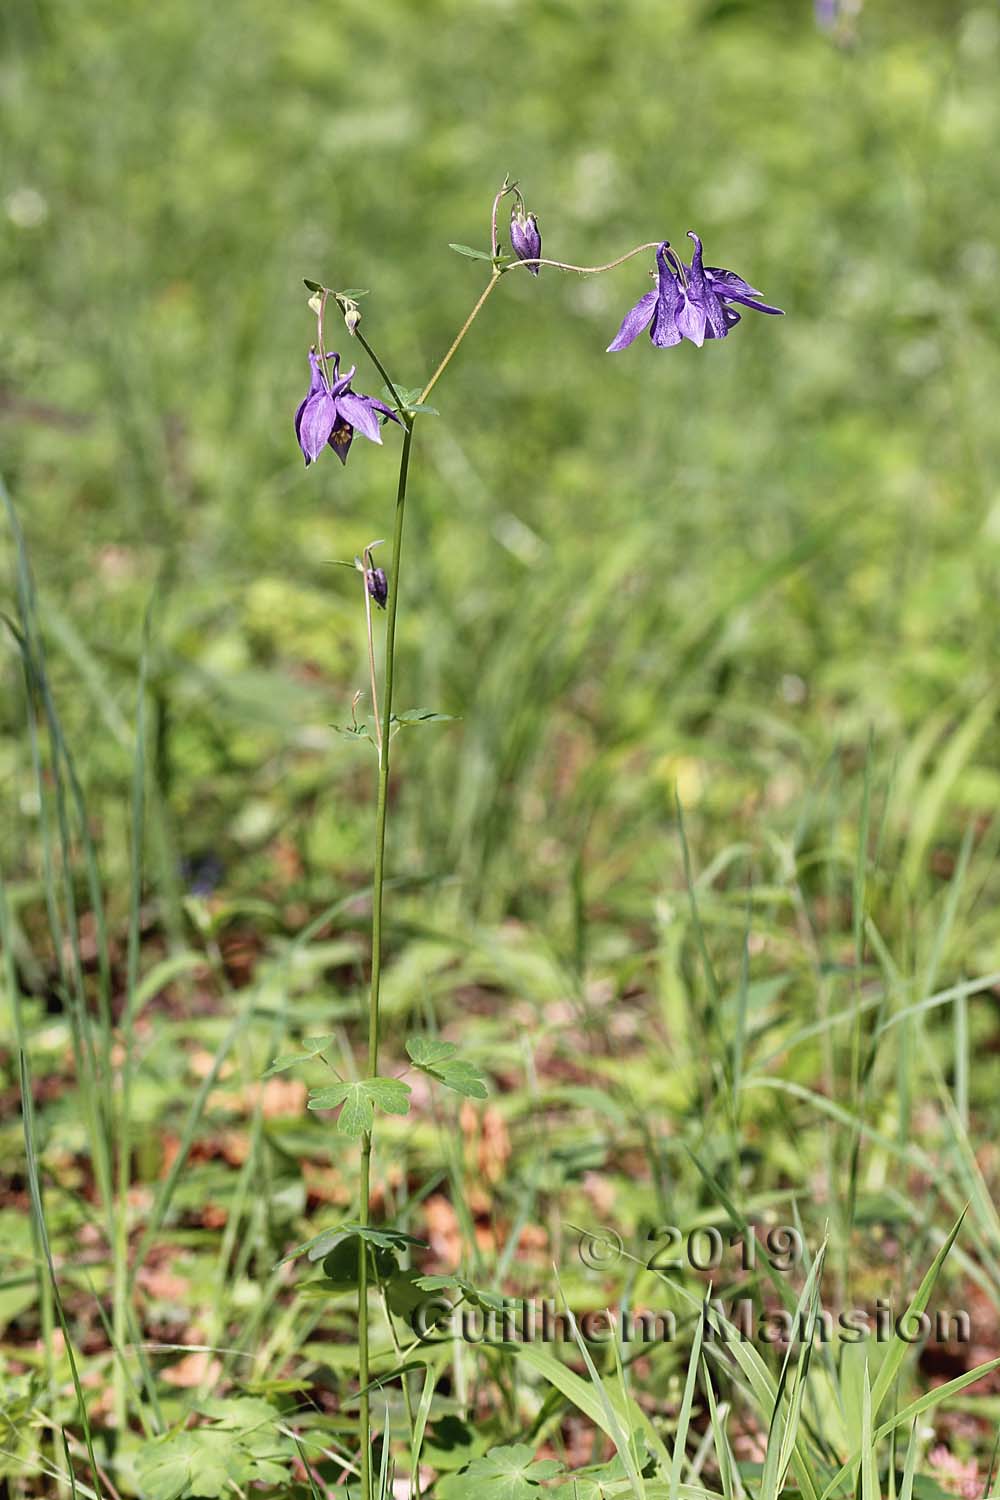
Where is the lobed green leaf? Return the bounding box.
[307,1076,412,1135]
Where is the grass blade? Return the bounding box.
[20,1051,103,1498]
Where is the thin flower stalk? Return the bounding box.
[361,544,385,759]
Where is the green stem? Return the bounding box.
[355,267,500,1500]
[500,240,662,277]
[418,272,500,406]
[360,420,413,1500]
[368,426,413,1076]
[113,620,149,1430]
[358,1134,373,1500]
[362,546,383,758]
[354,327,407,414]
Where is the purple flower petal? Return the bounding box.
[650,292,683,347]
[675,293,708,347]
[327,418,355,465]
[705,305,742,339]
[702,288,731,339]
[705,267,762,300]
[329,362,357,399]
[366,567,388,608]
[336,392,383,444]
[695,236,782,316]
[649,309,683,346]
[298,392,338,465]
[683,232,734,342]
[686,232,707,269]
[306,349,327,395]
[607,290,658,352]
[510,211,541,274]
[295,351,331,455]
[718,290,784,316]
[648,245,685,347]
[366,398,403,425]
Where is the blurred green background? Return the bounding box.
[3,0,999,952]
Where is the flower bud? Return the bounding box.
[510,209,541,274]
[340,297,362,336]
[366,567,388,608]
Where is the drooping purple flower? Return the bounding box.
[510,209,541,274]
[607,232,782,353]
[294,350,400,467]
[366,567,388,609]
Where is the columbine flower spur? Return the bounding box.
[607,231,783,352]
[295,349,400,466]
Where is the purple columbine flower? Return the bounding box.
[294,350,400,467]
[510,209,541,274]
[366,567,388,609]
[607,232,783,353]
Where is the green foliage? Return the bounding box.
[548,1444,655,1500]
[448,244,494,261]
[389,387,440,417]
[406,1036,488,1097]
[262,1034,336,1077]
[319,1235,399,1288]
[391,708,457,725]
[136,1400,294,1500]
[442,1445,564,1500]
[307,1076,412,1134]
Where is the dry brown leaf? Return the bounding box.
[478,1106,511,1184]
[138,1266,191,1302]
[582,1170,616,1218]
[423,1194,462,1268]
[161,1349,222,1388]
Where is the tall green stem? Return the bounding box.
[359,420,412,1500]
[113,619,149,1429]
[355,269,500,1500]
[418,272,499,406]
[368,431,412,1072]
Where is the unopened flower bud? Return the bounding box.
[366,567,388,608]
[510,209,541,275]
[341,297,362,336]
